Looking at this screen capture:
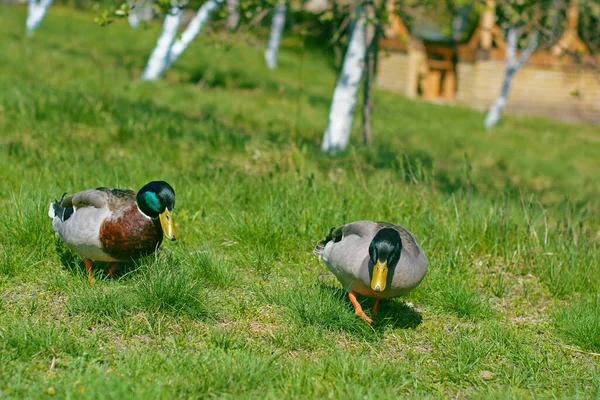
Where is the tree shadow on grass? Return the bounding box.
[358,143,474,197]
[297,138,475,198]
[360,142,548,206]
[187,67,259,90]
[39,41,148,75]
[183,63,332,111]
[18,81,252,150]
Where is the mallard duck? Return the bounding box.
[48,181,177,285]
[313,220,428,323]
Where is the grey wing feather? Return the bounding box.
[95,187,137,212]
[62,187,136,212]
[313,226,343,255]
[63,189,110,210]
[313,221,374,256]
[341,221,378,238]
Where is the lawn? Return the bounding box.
[0,5,599,399]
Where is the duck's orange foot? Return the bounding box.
[348,291,374,324]
[84,259,96,286]
[372,299,380,318]
[356,310,373,324]
[105,263,117,279]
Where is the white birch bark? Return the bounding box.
[128,0,140,28]
[226,0,240,30]
[485,28,539,128]
[141,5,182,81]
[264,2,287,70]
[362,0,377,145]
[166,0,223,69]
[26,0,53,34]
[321,7,366,153]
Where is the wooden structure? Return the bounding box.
[378,3,458,101]
[376,0,600,124]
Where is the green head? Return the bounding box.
[368,228,402,293]
[136,181,177,241]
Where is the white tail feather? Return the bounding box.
[48,202,56,219]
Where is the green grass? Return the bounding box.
[0,5,599,399]
[554,295,600,353]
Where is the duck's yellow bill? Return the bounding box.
[371,261,387,293]
[159,209,177,241]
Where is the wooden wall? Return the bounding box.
[376,44,428,99]
[376,50,412,94]
[376,47,600,124]
[456,58,600,124]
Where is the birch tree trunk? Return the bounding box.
[265,1,287,70]
[321,6,367,153]
[141,5,182,81]
[485,28,539,128]
[26,0,53,34]
[166,0,223,69]
[361,0,378,145]
[226,0,240,30]
[128,0,140,28]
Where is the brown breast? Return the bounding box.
[99,204,163,261]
